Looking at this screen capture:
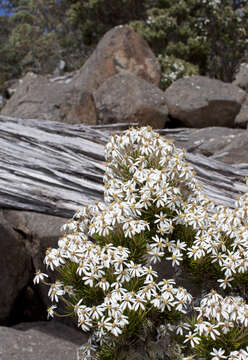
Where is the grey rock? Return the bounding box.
[1,72,97,125]
[165,75,246,128]
[0,321,88,360]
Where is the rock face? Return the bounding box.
[94,72,168,128]
[1,72,97,124]
[0,321,87,360]
[165,75,246,128]
[73,25,161,92]
[0,211,31,325]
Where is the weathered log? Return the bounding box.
[0,115,107,217]
[0,115,247,217]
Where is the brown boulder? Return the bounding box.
[165,75,246,128]
[73,25,161,92]
[235,94,248,128]
[1,72,97,124]
[94,72,168,128]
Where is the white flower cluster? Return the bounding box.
[103,127,202,265]
[182,192,248,290]
[35,127,248,359]
[104,128,248,292]
[105,130,248,289]
[40,127,197,357]
[183,290,248,360]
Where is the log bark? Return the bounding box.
[0,115,247,218]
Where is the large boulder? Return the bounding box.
[73,25,161,92]
[0,321,87,360]
[235,94,248,128]
[0,211,31,325]
[1,72,97,124]
[165,75,246,128]
[94,72,168,128]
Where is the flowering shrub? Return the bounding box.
[34,127,248,360]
